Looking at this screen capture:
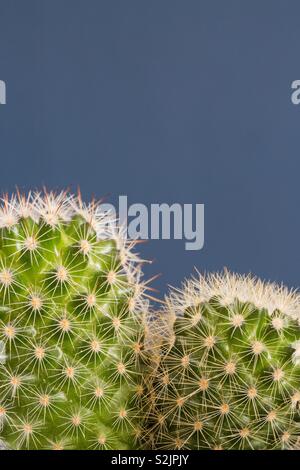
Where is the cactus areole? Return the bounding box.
[148,272,300,450]
[0,191,148,450]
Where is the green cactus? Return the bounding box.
[0,191,149,450]
[147,271,300,450]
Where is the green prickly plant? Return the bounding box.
[0,191,150,450]
[146,271,300,450]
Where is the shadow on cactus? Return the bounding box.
[146,271,300,450]
[0,191,151,450]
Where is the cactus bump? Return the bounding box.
[147,271,300,450]
[0,191,149,450]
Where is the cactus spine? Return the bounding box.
[147,271,300,450]
[0,191,149,450]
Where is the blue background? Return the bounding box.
[0,0,299,299]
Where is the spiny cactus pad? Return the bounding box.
[148,271,300,450]
[0,191,149,449]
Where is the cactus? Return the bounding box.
[147,271,300,450]
[0,191,149,450]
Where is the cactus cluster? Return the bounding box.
[1,191,300,451]
[146,271,300,450]
[0,191,149,450]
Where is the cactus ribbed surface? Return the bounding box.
[0,192,148,450]
[147,272,300,450]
